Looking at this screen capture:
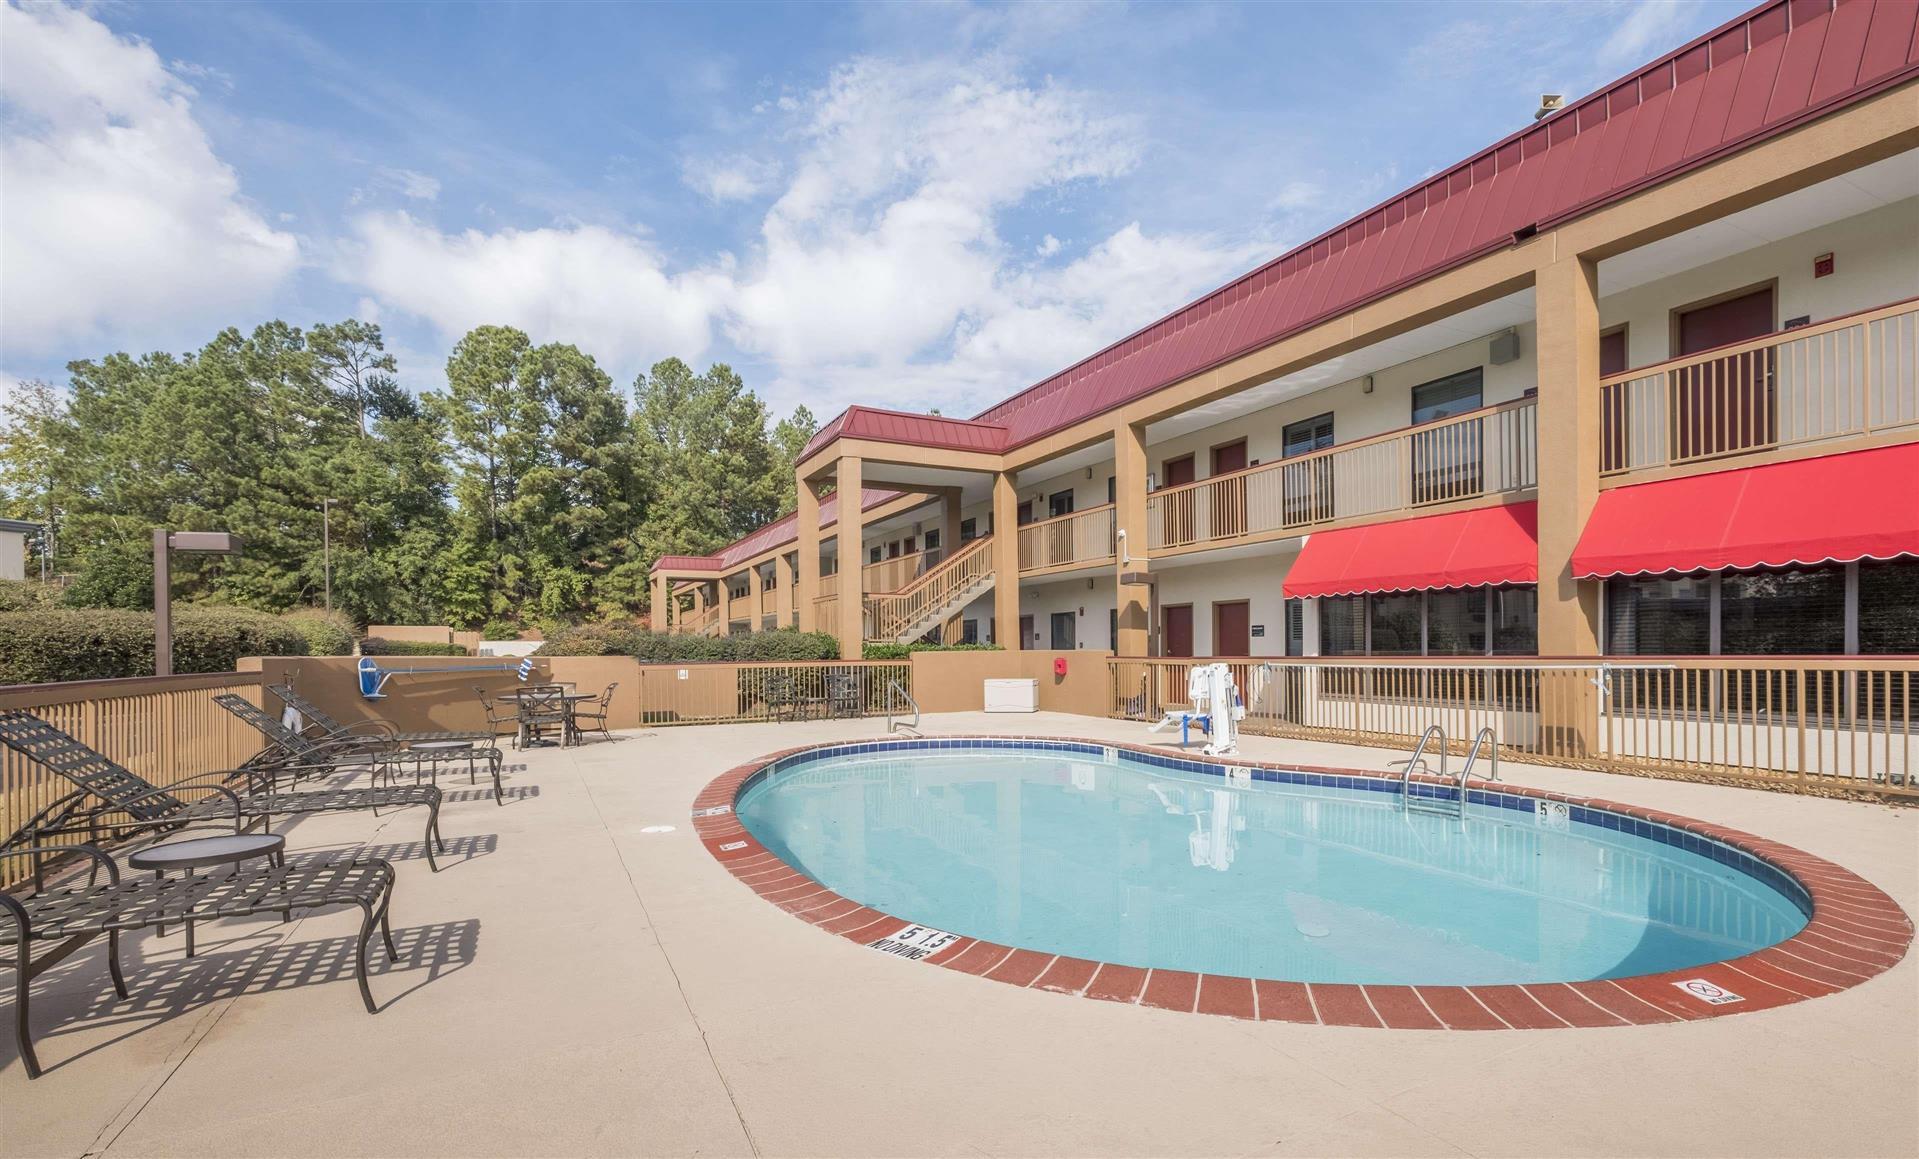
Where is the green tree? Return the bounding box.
[767,404,818,517]
[632,359,782,568]
[0,378,64,576]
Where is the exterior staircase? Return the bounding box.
[864,536,996,644]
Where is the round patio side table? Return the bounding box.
[127,832,287,958]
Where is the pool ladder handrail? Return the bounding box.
[1394,725,1446,796]
[1456,726,1499,795]
[885,680,920,734]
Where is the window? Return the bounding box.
[961,619,979,645]
[923,529,941,551]
[1605,574,1711,655]
[1368,593,1422,655]
[1411,368,1484,425]
[1110,608,1118,651]
[1489,586,1537,655]
[1426,589,1487,656]
[1321,597,1364,655]
[1282,413,1334,457]
[1860,560,1919,653]
[960,517,978,542]
[1721,567,1844,655]
[1048,489,1075,519]
[1107,476,1116,505]
[1284,598,1305,656]
[869,545,883,564]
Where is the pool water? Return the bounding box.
[736,744,1810,986]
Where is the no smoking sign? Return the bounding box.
[1673,978,1744,1005]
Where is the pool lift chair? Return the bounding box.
[1147,663,1244,757]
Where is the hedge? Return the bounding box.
[359,637,468,657]
[0,579,58,612]
[284,609,357,656]
[861,642,1005,660]
[0,605,310,684]
[537,624,838,662]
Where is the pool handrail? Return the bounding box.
[1458,726,1499,792]
[885,680,920,734]
[1395,725,1446,796]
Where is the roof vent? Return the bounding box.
[1534,94,1564,122]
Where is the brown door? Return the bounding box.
[1163,605,1194,658]
[1210,441,1248,540]
[1213,600,1250,657]
[1674,287,1775,461]
[1018,614,1035,648]
[1161,455,1196,545]
[1016,500,1034,526]
[1600,327,1629,472]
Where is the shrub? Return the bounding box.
[283,608,356,656]
[862,642,1004,660]
[536,624,838,663]
[0,604,309,684]
[359,637,468,657]
[0,578,58,612]
[480,619,521,641]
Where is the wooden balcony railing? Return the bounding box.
[1108,656,1916,800]
[1146,396,1537,551]
[866,536,995,643]
[1018,504,1116,573]
[813,594,838,639]
[863,548,943,594]
[1602,298,1919,477]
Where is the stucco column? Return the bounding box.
[717,575,734,636]
[797,475,823,632]
[992,470,1021,650]
[1535,252,1602,758]
[747,561,765,632]
[834,456,866,658]
[939,487,963,560]
[1114,421,1153,657]
[1535,253,1602,656]
[650,572,667,632]
[783,552,800,627]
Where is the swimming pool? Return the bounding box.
[696,738,1909,1026]
[734,739,1806,986]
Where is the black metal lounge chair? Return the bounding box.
[0,709,449,873]
[269,680,492,748]
[215,694,503,806]
[1,843,402,1079]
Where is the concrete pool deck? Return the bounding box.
[5,711,1915,1157]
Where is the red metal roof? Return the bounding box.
[969,0,1919,450]
[800,405,1009,461]
[1283,502,1539,599]
[652,487,909,573]
[1570,445,1919,578]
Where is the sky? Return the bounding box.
[0,0,1752,422]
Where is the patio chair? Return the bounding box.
[473,686,517,745]
[1,842,402,1079]
[571,682,617,743]
[269,680,492,748]
[216,694,503,806]
[764,672,802,722]
[824,672,863,719]
[515,685,570,749]
[0,709,448,875]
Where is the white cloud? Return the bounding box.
[339,211,726,370]
[681,153,780,203]
[0,3,299,357]
[378,166,442,201]
[1036,234,1061,257]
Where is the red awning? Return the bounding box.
[1283,502,1538,599]
[1570,444,1919,579]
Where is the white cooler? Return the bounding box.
[983,678,1039,713]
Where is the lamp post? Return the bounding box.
[153,529,243,677]
[321,498,339,612]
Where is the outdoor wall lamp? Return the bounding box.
[153,528,243,676]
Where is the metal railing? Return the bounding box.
[886,679,920,733]
[1146,397,1537,551]
[1018,504,1116,572]
[633,661,911,726]
[1,672,266,889]
[866,536,995,643]
[1601,298,1919,477]
[1109,656,1916,799]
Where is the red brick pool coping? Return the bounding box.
[691,736,1913,1029]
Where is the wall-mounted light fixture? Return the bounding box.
[1360,375,1374,394]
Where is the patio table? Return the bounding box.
[127,832,287,956]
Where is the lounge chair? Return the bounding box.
[1,842,401,1079]
[269,680,492,747]
[0,709,449,873]
[216,694,503,806]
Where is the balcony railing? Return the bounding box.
[1017,504,1116,573]
[1146,396,1537,551]
[863,548,943,594]
[1602,298,1919,478]
[1108,656,1916,800]
[813,593,838,639]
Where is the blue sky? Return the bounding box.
[0,0,1749,420]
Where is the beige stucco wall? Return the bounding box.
[0,530,25,582]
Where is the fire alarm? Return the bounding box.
[1814,252,1835,278]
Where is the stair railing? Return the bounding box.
[865,536,995,641]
